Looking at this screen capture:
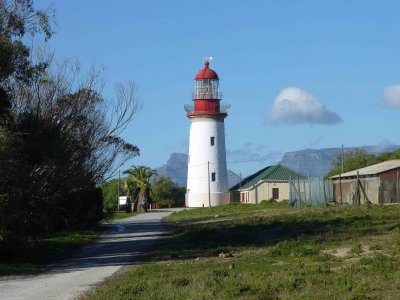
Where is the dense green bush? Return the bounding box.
[100,179,128,211]
[151,176,185,208]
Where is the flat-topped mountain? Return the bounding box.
[279,145,400,178]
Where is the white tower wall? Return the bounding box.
[186,116,229,207]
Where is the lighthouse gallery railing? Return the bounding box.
[184,104,231,114]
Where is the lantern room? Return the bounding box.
[184,60,230,117]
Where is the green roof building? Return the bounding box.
[230,165,306,204]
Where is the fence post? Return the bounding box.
[357,171,370,204]
[356,171,360,205]
[397,171,399,203]
[322,177,327,205]
[297,177,302,205]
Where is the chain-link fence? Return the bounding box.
[289,177,334,207]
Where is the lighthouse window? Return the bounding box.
[211,172,216,182]
[210,137,215,146]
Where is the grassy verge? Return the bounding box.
[0,230,98,277]
[85,202,400,299]
[0,211,141,277]
[103,211,139,222]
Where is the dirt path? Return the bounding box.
[0,209,182,300]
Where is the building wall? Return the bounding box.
[379,168,400,203]
[379,168,400,180]
[186,116,229,207]
[236,181,290,204]
[333,177,380,204]
[255,182,290,203]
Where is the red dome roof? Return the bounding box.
[194,61,219,80]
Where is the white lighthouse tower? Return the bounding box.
[184,60,230,207]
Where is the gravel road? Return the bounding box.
[0,209,182,300]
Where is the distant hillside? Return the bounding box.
[157,145,400,186]
[279,145,400,178]
[156,153,240,188]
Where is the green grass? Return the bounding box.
[0,211,140,277]
[0,230,98,277]
[103,211,139,222]
[81,203,400,299]
[167,200,290,223]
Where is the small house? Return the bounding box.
[330,159,400,204]
[230,165,307,204]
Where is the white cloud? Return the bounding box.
[267,87,342,125]
[383,85,400,108]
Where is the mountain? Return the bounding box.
[156,153,240,188]
[158,145,400,186]
[156,153,188,187]
[279,145,400,178]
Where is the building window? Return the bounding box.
[210,136,215,146]
[211,172,216,182]
[241,192,250,203]
[272,188,279,200]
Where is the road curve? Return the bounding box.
[0,209,182,300]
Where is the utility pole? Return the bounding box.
[239,170,242,202]
[341,144,344,174]
[207,161,211,209]
[289,175,292,205]
[339,174,343,204]
[117,170,120,211]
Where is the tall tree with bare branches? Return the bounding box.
[0,0,142,257]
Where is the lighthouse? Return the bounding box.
[184,60,230,207]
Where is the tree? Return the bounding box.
[12,57,141,181]
[0,0,142,256]
[151,176,185,208]
[0,0,53,116]
[325,148,400,178]
[326,149,379,178]
[377,149,400,161]
[0,58,141,241]
[123,166,157,212]
[0,0,55,251]
[99,178,129,212]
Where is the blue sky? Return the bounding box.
[37,0,400,176]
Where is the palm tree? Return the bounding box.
[123,166,157,212]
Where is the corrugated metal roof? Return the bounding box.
[330,159,400,179]
[230,165,307,190]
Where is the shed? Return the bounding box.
[330,159,400,204]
